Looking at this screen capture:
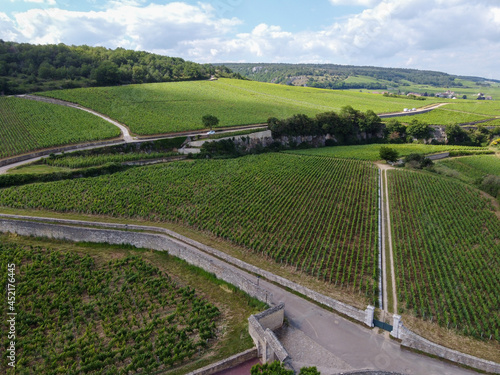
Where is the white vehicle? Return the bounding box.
[403,108,409,112]
[207,130,215,135]
[412,108,416,111]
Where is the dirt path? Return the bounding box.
[376,163,398,315]
[383,168,398,314]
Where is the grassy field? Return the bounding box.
[0,235,265,374]
[0,153,380,304]
[0,97,120,159]
[388,169,500,343]
[287,143,486,161]
[435,154,500,183]
[38,78,443,135]
[395,100,500,125]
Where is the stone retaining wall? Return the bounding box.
[391,318,500,374]
[248,304,289,365]
[186,348,258,375]
[2,215,498,373]
[401,326,500,374]
[0,214,369,325]
[0,218,272,305]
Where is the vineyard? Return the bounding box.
[38,78,440,135]
[37,151,179,169]
[287,143,486,161]
[0,97,120,159]
[0,243,221,374]
[388,170,500,341]
[0,153,380,303]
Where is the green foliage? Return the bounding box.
[480,175,500,199]
[0,41,219,94]
[379,146,399,162]
[299,366,321,375]
[202,115,220,129]
[0,97,120,159]
[224,63,464,88]
[403,153,433,169]
[288,143,486,161]
[389,170,500,341]
[0,153,380,302]
[0,245,220,373]
[385,119,406,143]
[0,163,129,188]
[406,119,432,140]
[268,107,382,141]
[251,361,294,375]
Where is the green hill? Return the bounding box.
[38,78,443,135]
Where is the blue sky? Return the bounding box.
[2,0,500,78]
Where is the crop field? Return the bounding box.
[399,101,500,125]
[287,143,486,161]
[397,108,491,125]
[388,170,500,341]
[0,153,380,302]
[0,243,222,374]
[36,151,179,169]
[38,78,441,135]
[0,97,120,159]
[435,155,500,183]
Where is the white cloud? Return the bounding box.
[2,2,241,51]
[0,0,499,78]
[9,0,57,5]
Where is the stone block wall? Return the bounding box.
[248,303,289,365]
[395,323,500,374]
[186,348,258,375]
[0,218,272,305]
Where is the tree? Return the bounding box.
[251,361,293,375]
[202,115,219,130]
[299,367,321,375]
[406,119,431,140]
[379,146,399,162]
[445,124,469,145]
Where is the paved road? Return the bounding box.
[0,215,479,375]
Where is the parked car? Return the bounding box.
[207,130,215,135]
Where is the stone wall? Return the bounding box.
[186,348,258,375]
[248,303,289,365]
[0,214,369,325]
[391,318,500,374]
[0,218,272,305]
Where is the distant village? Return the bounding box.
[373,89,493,100]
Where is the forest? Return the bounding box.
[222,63,496,89]
[0,40,236,94]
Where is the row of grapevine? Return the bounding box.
[41,151,179,168]
[388,169,500,341]
[0,153,379,302]
[0,97,120,159]
[0,244,220,374]
[39,78,441,135]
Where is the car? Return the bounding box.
[207,130,215,135]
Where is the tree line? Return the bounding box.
[0,40,239,94]
[267,106,383,144]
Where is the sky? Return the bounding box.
[1,0,500,79]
